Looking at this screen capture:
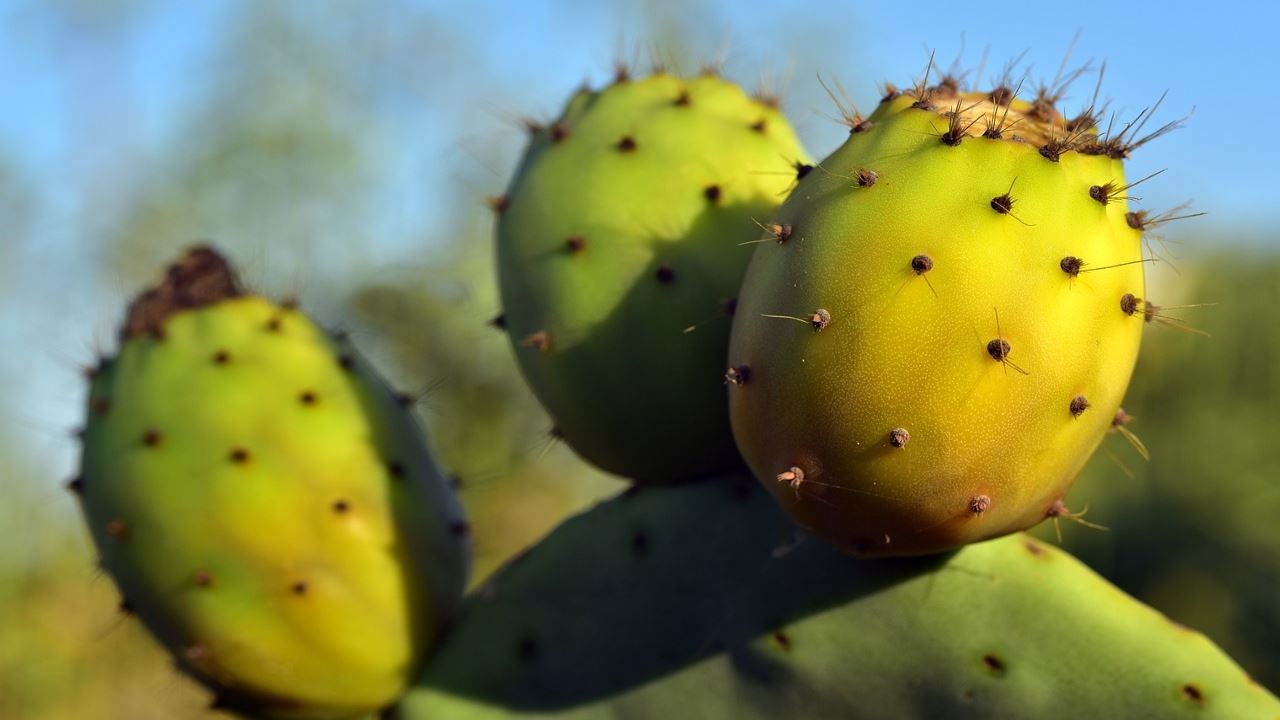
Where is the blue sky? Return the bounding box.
[1,0,1278,497]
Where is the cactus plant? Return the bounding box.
[72,248,470,718]
[393,476,1280,719]
[495,70,809,482]
[728,62,1184,556]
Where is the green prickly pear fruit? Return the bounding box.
[496,71,809,483]
[728,65,1178,556]
[74,248,470,717]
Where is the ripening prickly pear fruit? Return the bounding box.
[729,63,1184,556]
[74,248,470,717]
[496,70,809,483]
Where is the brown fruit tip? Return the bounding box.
[121,247,241,341]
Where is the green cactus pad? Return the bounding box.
[729,75,1156,555]
[76,248,470,718]
[496,72,809,483]
[392,476,1279,720]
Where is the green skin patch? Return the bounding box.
[78,252,469,718]
[497,73,809,483]
[392,477,1279,719]
[729,90,1148,556]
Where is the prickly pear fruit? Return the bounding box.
[496,71,808,482]
[74,248,470,717]
[393,476,1279,719]
[729,65,1171,555]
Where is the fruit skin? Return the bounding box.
[497,72,809,483]
[76,248,470,718]
[728,80,1149,556]
[392,476,1280,720]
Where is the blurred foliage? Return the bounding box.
[1,1,1277,718]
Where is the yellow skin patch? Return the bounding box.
[498,73,809,483]
[80,296,468,715]
[728,92,1146,557]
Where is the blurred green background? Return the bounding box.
[1,1,1276,717]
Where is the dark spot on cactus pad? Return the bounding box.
[1181,683,1205,706]
[66,476,84,495]
[521,331,551,352]
[121,246,241,341]
[90,396,110,415]
[856,168,878,187]
[486,195,508,213]
[516,635,539,663]
[982,654,1006,676]
[631,530,650,558]
[1120,293,1140,316]
[673,90,691,106]
[655,264,676,285]
[119,599,134,615]
[290,581,308,596]
[549,123,568,143]
[387,461,406,480]
[394,392,414,407]
[1112,409,1133,428]
[142,429,162,447]
[331,499,350,514]
[193,570,213,588]
[810,309,832,331]
[613,63,630,83]
[184,644,210,662]
[549,425,565,440]
[725,365,751,386]
[990,86,1015,106]
[106,520,129,541]
[968,495,992,515]
[265,317,282,332]
[1060,256,1083,277]
[281,297,299,311]
[520,118,543,136]
[793,162,813,180]
[990,193,1014,214]
[489,313,507,330]
[228,448,250,464]
[448,474,463,490]
[772,631,793,651]
[771,223,792,244]
[616,135,637,152]
[565,235,585,254]
[212,349,231,365]
[298,390,318,406]
[721,297,738,316]
[880,83,899,103]
[337,354,354,371]
[911,255,934,274]
[703,184,721,203]
[1070,395,1090,417]
[986,339,1011,362]
[889,428,911,448]
[750,118,767,133]
[450,520,470,537]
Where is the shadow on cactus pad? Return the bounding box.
[392,477,1278,719]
